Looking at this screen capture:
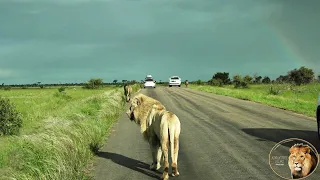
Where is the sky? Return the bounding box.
[0,0,319,84]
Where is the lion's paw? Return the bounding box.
[150,163,161,171]
[161,173,169,180]
[171,171,180,177]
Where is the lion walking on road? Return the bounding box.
[126,94,181,180]
[185,80,189,88]
[124,84,132,102]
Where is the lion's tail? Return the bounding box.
[168,116,181,164]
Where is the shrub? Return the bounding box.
[3,86,11,91]
[208,78,223,86]
[84,78,104,89]
[0,97,23,136]
[194,80,204,85]
[267,85,281,95]
[233,75,249,88]
[58,86,66,93]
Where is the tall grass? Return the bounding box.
[189,83,320,117]
[0,84,140,180]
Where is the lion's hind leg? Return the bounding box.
[160,124,169,180]
[149,136,161,171]
[169,118,180,177]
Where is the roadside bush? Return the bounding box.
[0,97,23,136]
[267,85,281,95]
[3,86,11,91]
[233,74,249,88]
[208,78,223,87]
[194,80,205,85]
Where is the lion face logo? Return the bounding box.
[288,143,317,179]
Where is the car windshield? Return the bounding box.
[170,77,180,79]
[145,79,154,82]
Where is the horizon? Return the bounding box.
[1,0,320,84]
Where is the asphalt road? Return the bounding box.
[93,86,320,180]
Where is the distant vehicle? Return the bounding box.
[146,75,152,80]
[144,75,156,88]
[169,76,181,87]
[317,95,320,140]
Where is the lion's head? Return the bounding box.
[288,143,316,179]
[126,95,143,124]
[126,94,165,125]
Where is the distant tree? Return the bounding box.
[253,73,262,84]
[208,78,223,86]
[262,76,271,84]
[232,74,242,84]
[86,78,103,89]
[287,66,315,85]
[194,80,204,85]
[318,75,320,80]
[122,80,127,84]
[212,72,231,85]
[276,75,290,83]
[232,74,248,88]
[243,75,253,84]
[113,80,118,84]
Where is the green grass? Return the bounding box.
[0,85,140,180]
[189,83,320,118]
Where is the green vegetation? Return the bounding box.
[189,66,320,117]
[0,98,23,136]
[0,84,140,180]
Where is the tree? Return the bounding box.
[113,80,118,84]
[232,74,241,84]
[287,66,315,85]
[86,78,103,89]
[276,75,290,83]
[262,76,271,84]
[253,74,262,84]
[208,78,223,86]
[122,80,127,84]
[212,72,231,85]
[243,75,253,84]
[232,74,248,88]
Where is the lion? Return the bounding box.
[288,143,317,179]
[126,94,181,180]
[185,80,189,88]
[124,84,132,102]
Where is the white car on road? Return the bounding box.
[317,95,320,139]
[169,76,181,87]
[144,78,156,88]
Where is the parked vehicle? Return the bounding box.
[169,76,181,87]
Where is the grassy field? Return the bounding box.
[189,83,320,118]
[0,85,140,180]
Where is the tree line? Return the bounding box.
[192,66,319,88]
[1,66,319,90]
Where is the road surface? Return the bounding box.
[93,86,320,180]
